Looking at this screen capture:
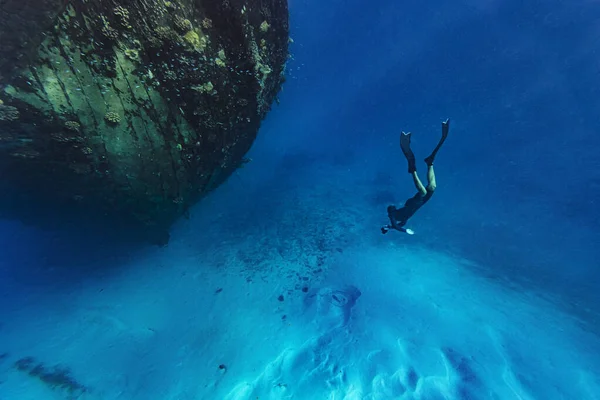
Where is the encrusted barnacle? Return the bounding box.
[102,25,119,40]
[163,69,177,81]
[100,16,119,40]
[114,6,131,29]
[260,21,270,32]
[183,30,207,51]
[192,81,214,93]
[81,147,93,155]
[104,111,121,125]
[154,26,175,41]
[124,48,140,62]
[114,6,128,18]
[146,35,162,48]
[201,18,213,29]
[64,120,80,132]
[215,58,226,67]
[258,63,272,76]
[173,16,192,33]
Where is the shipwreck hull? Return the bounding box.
[0,0,288,244]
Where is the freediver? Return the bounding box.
[381,119,450,235]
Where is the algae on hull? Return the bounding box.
[0,0,289,244]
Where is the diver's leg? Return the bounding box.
[424,119,450,166]
[401,131,427,194]
[411,171,427,196]
[400,131,417,173]
[426,165,436,192]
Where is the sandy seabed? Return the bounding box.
[0,166,598,400]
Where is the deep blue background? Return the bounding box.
[1,0,600,322]
[261,0,600,313]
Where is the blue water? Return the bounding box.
[1,0,600,399]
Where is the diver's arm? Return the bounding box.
[392,224,414,235]
[381,224,413,234]
[382,224,402,234]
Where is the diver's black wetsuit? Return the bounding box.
[381,119,449,235]
[386,190,434,233]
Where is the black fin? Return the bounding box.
[425,119,449,166]
[400,131,417,173]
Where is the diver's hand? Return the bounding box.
[405,228,414,235]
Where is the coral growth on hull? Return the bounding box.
[0,0,289,244]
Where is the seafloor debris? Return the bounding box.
[0,0,290,245]
[13,356,88,397]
